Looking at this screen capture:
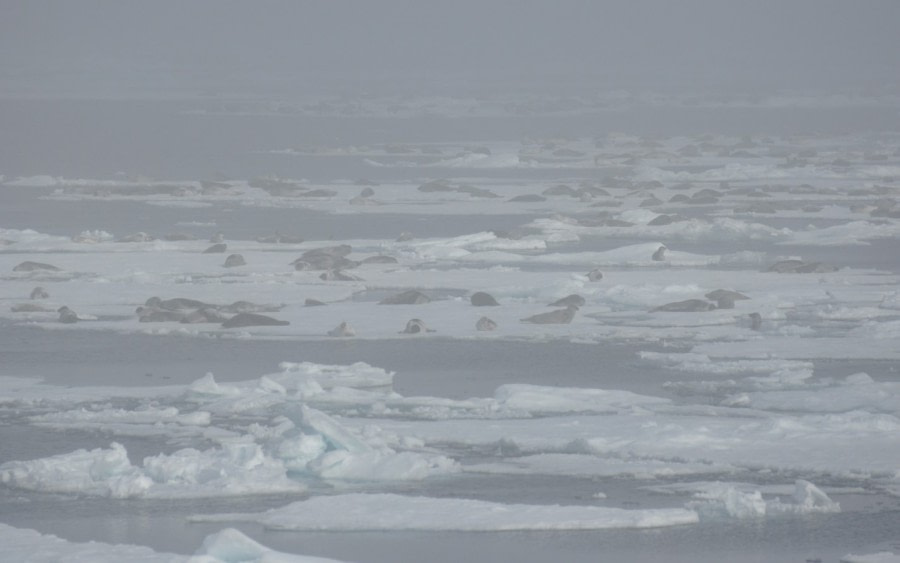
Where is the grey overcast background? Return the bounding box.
[1,0,899,98]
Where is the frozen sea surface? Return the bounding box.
[2,97,900,562]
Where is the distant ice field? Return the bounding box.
[1,96,899,562]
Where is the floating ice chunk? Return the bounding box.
[841,552,900,563]
[275,406,458,481]
[6,175,62,187]
[720,373,900,416]
[257,375,287,395]
[187,373,243,398]
[195,492,699,531]
[687,484,767,519]
[71,229,114,243]
[774,479,841,515]
[0,522,180,562]
[783,220,900,246]
[140,440,302,497]
[276,434,328,472]
[307,449,458,481]
[274,361,394,389]
[466,453,731,479]
[29,405,211,428]
[298,405,372,454]
[850,319,900,340]
[196,527,346,562]
[494,384,669,414]
[0,442,151,498]
[880,291,900,310]
[645,352,817,396]
[0,523,346,563]
[686,480,839,519]
[0,441,304,499]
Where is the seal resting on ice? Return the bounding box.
[219,301,285,314]
[749,312,762,330]
[470,292,499,306]
[651,299,716,312]
[319,270,363,281]
[180,308,229,324]
[30,287,49,299]
[290,245,353,270]
[223,254,246,268]
[400,318,435,334]
[145,297,213,311]
[221,313,290,328]
[360,255,398,265]
[549,294,585,308]
[58,306,79,323]
[203,243,227,254]
[327,321,356,337]
[521,305,578,324]
[705,289,749,303]
[651,245,667,261]
[586,269,604,282]
[292,253,359,271]
[476,316,498,331]
[379,290,431,305]
[136,307,186,322]
[13,261,61,272]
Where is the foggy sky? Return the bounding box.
[1,1,899,98]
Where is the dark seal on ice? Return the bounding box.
[14,261,61,272]
[203,243,228,254]
[319,270,363,281]
[470,292,500,307]
[221,313,290,328]
[379,290,431,305]
[651,299,716,312]
[180,308,229,324]
[549,294,585,308]
[223,254,246,268]
[58,306,79,324]
[521,305,578,324]
[749,312,762,331]
[476,316,498,331]
[705,289,749,302]
[30,286,50,299]
[136,307,186,322]
[145,297,213,311]
[400,318,435,334]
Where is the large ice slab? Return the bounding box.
[0,441,305,499]
[0,523,345,563]
[194,492,699,531]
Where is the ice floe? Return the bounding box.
[0,523,345,562]
[2,121,900,559]
[193,492,699,531]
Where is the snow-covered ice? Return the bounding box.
[193,492,700,531]
[0,523,346,562]
[2,95,900,562]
